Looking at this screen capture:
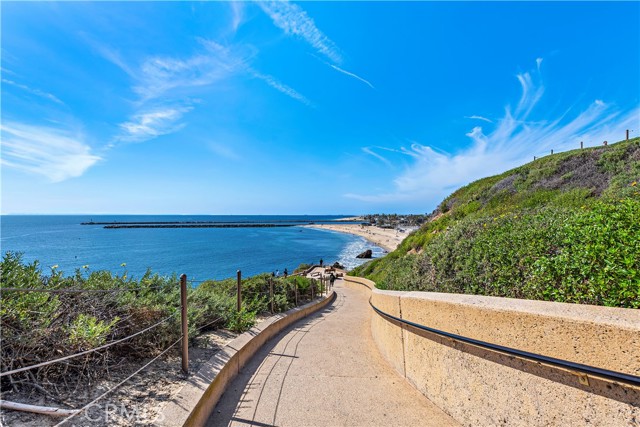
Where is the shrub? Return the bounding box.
[359,138,640,308]
[0,253,314,393]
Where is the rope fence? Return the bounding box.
[0,284,173,294]
[0,313,177,377]
[0,264,333,423]
[53,336,184,427]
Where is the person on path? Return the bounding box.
[284,268,288,278]
[329,272,336,289]
[319,258,323,267]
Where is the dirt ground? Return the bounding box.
[0,329,237,426]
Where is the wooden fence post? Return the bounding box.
[180,274,189,374]
[236,270,242,312]
[270,278,274,314]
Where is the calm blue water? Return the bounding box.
[0,215,385,281]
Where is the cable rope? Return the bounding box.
[53,336,183,427]
[1,313,177,377]
[0,283,176,294]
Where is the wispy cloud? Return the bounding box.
[330,65,375,89]
[84,39,137,78]
[0,122,101,182]
[259,2,375,89]
[258,1,342,64]
[208,142,240,160]
[119,106,193,143]
[346,60,640,206]
[251,70,313,106]
[230,1,245,33]
[2,78,64,105]
[362,147,392,167]
[93,36,312,146]
[133,40,248,102]
[466,115,493,123]
[515,70,544,118]
[1,67,17,76]
[92,40,247,144]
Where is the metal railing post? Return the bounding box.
[237,270,242,312]
[311,279,315,300]
[180,274,188,374]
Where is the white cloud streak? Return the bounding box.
[362,147,392,167]
[258,1,342,64]
[95,37,313,144]
[330,65,375,89]
[209,142,240,160]
[259,2,375,89]
[1,122,101,182]
[466,115,493,123]
[346,61,640,206]
[119,106,193,142]
[133,40,248,102]
[2,78,64,105]
[230,1,244,33]
[251,70,313,106]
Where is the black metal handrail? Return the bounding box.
[369,299,640,387]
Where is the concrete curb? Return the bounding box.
[158,291,336,427]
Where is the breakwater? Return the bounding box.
[81,220,367,229]
[81,220,322,225]
[102,223,298,229]
[2,215,378,279]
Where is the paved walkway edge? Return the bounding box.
[159,292,336,427]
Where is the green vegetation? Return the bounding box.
[0,253,317,386]
[352,138,640,308]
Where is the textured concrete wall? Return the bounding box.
[343,276,640,427]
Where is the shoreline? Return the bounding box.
[303,223,406,252]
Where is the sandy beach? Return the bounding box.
[304,223,408,252]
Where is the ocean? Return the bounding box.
[0,215,385,282]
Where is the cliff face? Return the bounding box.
[352,138,640,308]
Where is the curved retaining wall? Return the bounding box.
[343,276,640,426]
[159,291,336,427]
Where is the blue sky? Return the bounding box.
[2,1,639,215]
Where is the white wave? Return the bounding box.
[335,236,386,270]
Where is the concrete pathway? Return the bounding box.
[207,276,458,427]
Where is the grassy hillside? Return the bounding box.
[352,138,640,308]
